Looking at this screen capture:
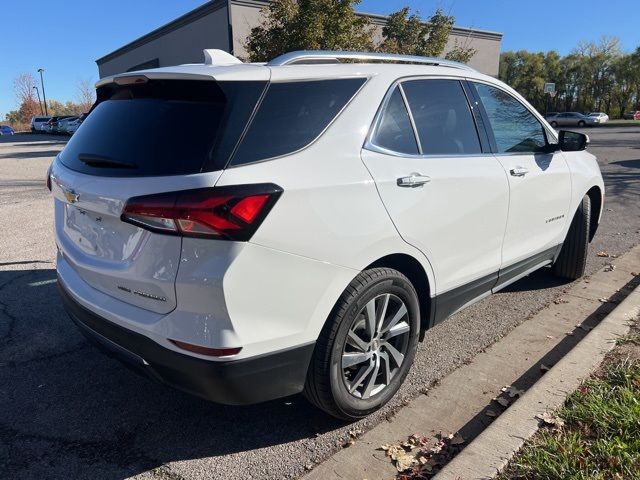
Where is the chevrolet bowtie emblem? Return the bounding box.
[61,186,80,204]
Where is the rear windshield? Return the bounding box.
[59,79,266,177]
[230,78,366,166]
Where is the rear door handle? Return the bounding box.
[510,167,529,177]
[397,173,432,188]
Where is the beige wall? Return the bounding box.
[98,5,230,78]
[230,2,264,60]
[98,0,501,78]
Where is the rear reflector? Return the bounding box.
[121,183,282,241]
[169,339,242,357]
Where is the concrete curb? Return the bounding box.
[434,282,640,480]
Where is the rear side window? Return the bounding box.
[473,83,547,153]
[370,87,419,155]
[59,80,266,177]
[231,78,366,166]
[402,79,482,155]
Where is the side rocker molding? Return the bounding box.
[430,245,560,328]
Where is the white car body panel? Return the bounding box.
[52,54,605,406]
[494,151,572,265]
[361,149,509,294]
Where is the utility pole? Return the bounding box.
[37,68,48,115]
[33,86,44,115]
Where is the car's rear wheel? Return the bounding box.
[550,121,558,128]
[304,268,420,420]
[578,120,586,127]
[553,195,591,280]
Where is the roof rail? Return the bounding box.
[267,50,477,71]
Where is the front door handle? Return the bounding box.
[397,173,432,188]
[510,167,529,177]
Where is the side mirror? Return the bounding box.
[559,130,589,151]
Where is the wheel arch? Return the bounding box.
[365,253,433,341]
[585,185,602,242]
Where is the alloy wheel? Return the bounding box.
[341,293,411,399]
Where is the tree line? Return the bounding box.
[5,72,95,130]
[499,37,640,118]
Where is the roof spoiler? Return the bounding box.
[203,49,242,65]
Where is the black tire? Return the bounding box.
[578,120,586,127]
[550,121,558,128]
[304,268,420,420]
[553,195,591,280]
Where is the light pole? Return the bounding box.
[33,86,44,115]
[37,68,48,116]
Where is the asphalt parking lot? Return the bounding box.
[1,128,639,480]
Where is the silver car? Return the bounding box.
[546,112,597,128]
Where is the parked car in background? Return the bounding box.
[51,115,75,134]
[42,117,59,133]
[588,112,609,123]
[50,49,604,420]
[546,112,598,128]
[623,111,640,120]
[0,125,15,135]
[58,116,79,134]
[65,113,88,135]
[31,116,52,132]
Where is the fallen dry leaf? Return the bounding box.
[596,251,609,257]
[540,363,550,372]
[603,264,616,272]
[486,410,498,417]
[496,397,510,407]
[536,412,565,428]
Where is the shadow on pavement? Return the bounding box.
[452,273,640,463]
[0,268,342,479]
[611,159,640,169]
[0,133,68,145]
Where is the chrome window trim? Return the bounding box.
[364,75,486,159]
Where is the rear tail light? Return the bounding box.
[121,183,282,241]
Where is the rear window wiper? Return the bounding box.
[78,154,138,169]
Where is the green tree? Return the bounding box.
[379,8,475,62]
[499,36,640,118]
[246,0,374,62]
[246,2,475,65]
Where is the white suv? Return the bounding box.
[50,50,604,419]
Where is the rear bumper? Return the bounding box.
[58,280,315,405]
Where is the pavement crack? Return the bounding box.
[0,270,40,343]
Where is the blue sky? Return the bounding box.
[1,0,639,118]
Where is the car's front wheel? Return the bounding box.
[550,121,558,128]
[578,120,586,127]
[304,268,420,420]
[553,195,591,280]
